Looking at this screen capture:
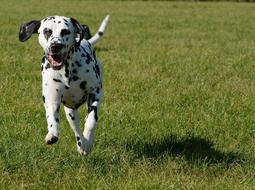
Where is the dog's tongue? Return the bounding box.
[48,54,62,66]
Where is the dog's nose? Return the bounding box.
[50,43,64,53]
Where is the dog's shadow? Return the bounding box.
[125,134,245,166]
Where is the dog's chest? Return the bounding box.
[42,43,102,109]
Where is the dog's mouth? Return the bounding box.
[47,53,67,70]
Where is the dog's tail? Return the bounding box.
[88,15,110,46]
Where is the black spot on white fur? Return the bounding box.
[53,78,62,83]
[72,69,77,74]
[88,105,98,121]
[60,29,71,37]
[68,113,75,120]
[75,61,81,67]
[80,81,87,90]
[72,76,79,81]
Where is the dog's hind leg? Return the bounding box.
[83,89,103,155]
[64,106,87,155]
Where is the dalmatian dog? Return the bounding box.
[19,15,109,155]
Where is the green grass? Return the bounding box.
[0,0,255,189]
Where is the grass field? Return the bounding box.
[0,0,255,189]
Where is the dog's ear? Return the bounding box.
[19,20,41,42]
[71,18,86,45]
[81,24,92,40]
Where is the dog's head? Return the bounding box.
[19,16,92,70]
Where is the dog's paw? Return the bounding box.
[76,136,93,155]
[77,146,90,156]
[45,133,59,145]
[80,130,95,155]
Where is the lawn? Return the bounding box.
[0,0,255,189]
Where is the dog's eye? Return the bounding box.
[43,28,52,39]
[60,29,71,37]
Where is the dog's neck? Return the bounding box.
[61,43,81,87]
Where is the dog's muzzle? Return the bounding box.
[50,43,64,54]
[47,43,67,70]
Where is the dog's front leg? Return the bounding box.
[42,77,62,145]
[43,100,61,144]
